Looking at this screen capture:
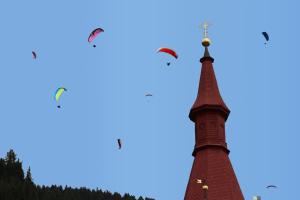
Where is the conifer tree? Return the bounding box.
[5,149,16,163]
[25,166,33,183]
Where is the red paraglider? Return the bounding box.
[156,47,178,59]
[88,28,104,43]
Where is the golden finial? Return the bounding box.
[201,22,211,47]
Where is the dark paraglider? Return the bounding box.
[167,62,171,66]
[262,32,269,44]
[32,51,37,59]
[145,93,153,103]
[266,185,277,189]
[117,139,122,149]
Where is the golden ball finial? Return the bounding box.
[201,22,211,47]
[202,37,211,47]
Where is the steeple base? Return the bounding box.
[184,148,245,200]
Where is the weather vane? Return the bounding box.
[201,22,211,47]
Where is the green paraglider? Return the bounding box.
[54,87,67,108]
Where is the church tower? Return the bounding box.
[184,23,245,200]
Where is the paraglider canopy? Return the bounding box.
[156,47,178,59]
[32,51,37,59]
[88,28,104,43]
[55,87,67,101]
[262,32,269,44]
[266,185,277,189]
[117,139,122,149]
[145,93,153,97]
[54,87,67,108]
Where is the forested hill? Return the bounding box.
[0,149,155,200]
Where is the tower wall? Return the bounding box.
[194,110,227,147]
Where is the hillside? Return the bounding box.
[0,149,155,200]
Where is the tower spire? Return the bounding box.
[189,24,229,122]
[184,24,244,200]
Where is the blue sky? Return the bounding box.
[0,0,299,199]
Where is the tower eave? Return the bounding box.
[189,104,230,122]
[200,56,214,63]
[192,144,230,157]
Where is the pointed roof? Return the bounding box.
[189,47,230,121]
[184,149,245,199]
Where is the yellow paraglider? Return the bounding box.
[54,87,67,108]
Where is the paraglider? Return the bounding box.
[157,47,178,59]
[32,51,37,59]
[117,139,122,149]
[157,47,178,66]
[262,32,269,44]
[88,28,104,47]
[54,87,67,108]
[145,93,153,102]
[266,185,277,189]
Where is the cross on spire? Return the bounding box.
[202,22,209,38]
[200,22,211,47]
